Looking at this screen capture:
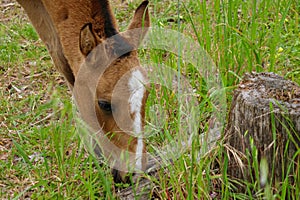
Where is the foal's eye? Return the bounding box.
[98,100,112,113]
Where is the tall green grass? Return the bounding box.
[1,0,299,199]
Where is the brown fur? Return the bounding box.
[17,0,150,182]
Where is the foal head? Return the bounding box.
[78,1,150,182]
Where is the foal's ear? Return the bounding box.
[128,1,150,31]
[121,1,150,47]
[80,24,97,56]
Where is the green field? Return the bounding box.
[0,0,299,199]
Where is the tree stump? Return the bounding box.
[225,72,300,188]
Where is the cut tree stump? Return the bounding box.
[225,72,300,188]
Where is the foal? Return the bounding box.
[17,0,150,182]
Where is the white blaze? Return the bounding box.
[128,69,146,170]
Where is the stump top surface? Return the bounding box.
[237,72,300,113]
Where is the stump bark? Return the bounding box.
[225,72,300,188]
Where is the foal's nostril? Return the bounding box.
[112,169,138,183]
[112,169,130,183]
[112,168,122,183]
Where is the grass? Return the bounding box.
[1,0,299,199]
